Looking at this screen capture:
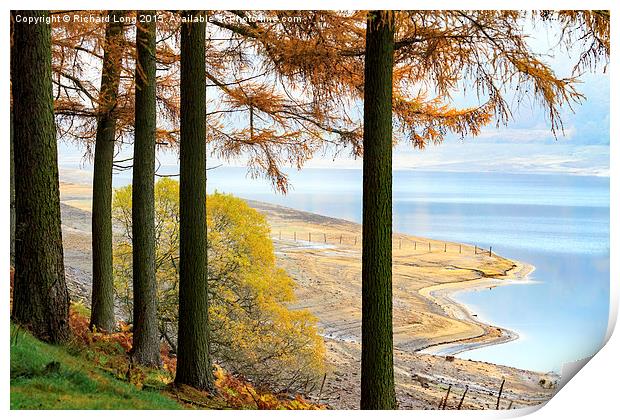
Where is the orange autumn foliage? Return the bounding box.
[66,303,324,409]
[213,366,326,410]
[219,10,608,148]
[68,303,133,353]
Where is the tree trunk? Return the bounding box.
[90,10,124,332]
[131,11,161,367]
[10,109,15,265]
[360,10,397,410]
[10,10,71,344]
[174,12,214,391]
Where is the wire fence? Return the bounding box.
[273,230,494,256]
[436,377,512,410]
[315,371,518,410]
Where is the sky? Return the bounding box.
[58,14,610,179]
[303,23,610,177]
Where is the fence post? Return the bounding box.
[459,244,462,254]
[309,232,311,242]
[428,242,431,252]
[354,236,357,245]
[340,234,343,244]
[475,245,477,254]
[489,246,492,257]
[444,243,447,252]
[496,378,505,410]
[294,232,296,241]
[324,233,327,243]
[457,385,468,410]
[441,385,452,410]
[414,241,417,250]
[316,372,327,404]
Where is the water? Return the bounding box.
[61,157,610,374]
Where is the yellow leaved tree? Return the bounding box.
[112,178,325,393]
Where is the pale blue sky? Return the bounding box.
[58,17,610,178]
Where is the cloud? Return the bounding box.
[473,127,575,143]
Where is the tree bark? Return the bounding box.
[174,12,214,391]
[131,11,161,367]
[90,10,124,332]
[11,10,71,344]
[10,109,15,265]
[360,10,397,410]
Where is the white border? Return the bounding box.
[2,1,617,419]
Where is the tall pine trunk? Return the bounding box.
[90,10,124,332]
[174,12,214,391]
[131,11,161,367]
[10,109,15,265]
[11,10,71,344]
[360,10,397,410]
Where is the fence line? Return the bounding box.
[436,378,507,410]
[273,230,494,256]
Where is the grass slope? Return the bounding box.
[10,324,181,410]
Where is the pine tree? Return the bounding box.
[90,10,125,332]
[174,11,214,391]
[10,109,15,264]
[131,11,161,367]
[360,11,397,410]
[11,10,70,344]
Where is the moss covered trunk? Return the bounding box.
[360,10,397,410]
[90,10,124,332]
[11,10,71,344]
[131,11,161,367]
[174,12,214,391]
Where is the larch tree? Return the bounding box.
[10,10,71,343]
[360,11,397,410]
[51,11,181,148]
[10,108,15,264]
[174,11,214,391]
[131,11,161,367]
[90,10,125,332]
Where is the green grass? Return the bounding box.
[10,324,181,410]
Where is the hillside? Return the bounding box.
[10,323,181,409]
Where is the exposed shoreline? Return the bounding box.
[246,199,532,355]
[417,262,535,356]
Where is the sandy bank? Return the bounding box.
[417,262,535,355]
[246,199,530,353]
